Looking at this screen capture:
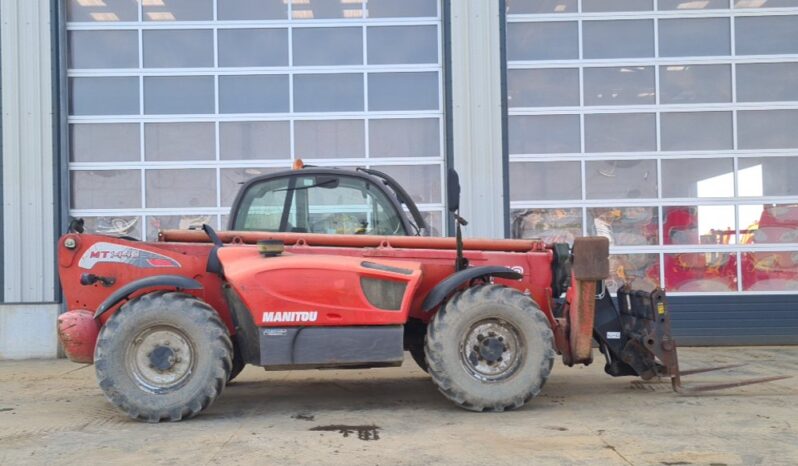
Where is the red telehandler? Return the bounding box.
[57,166,786,422]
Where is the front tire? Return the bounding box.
[94,292,232,422]
[425,285,555,412]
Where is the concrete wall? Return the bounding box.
[0,304,59,359]
[1,0,58,359]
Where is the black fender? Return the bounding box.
[421,266,523,313]
[93,275,203,319]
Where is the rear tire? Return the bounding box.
[425,285,555,412]
[94,292,232,422]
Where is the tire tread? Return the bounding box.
[94,292,232,422]
[425,285,555,412]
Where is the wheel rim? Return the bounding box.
[126,325,195,393]
[460,318,524,382]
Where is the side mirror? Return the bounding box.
[447,169,461,213]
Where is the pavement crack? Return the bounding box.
[205,428,240,466]
[57,364,92,377]
[598,435,634,466]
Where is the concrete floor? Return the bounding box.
[0,347,796,466]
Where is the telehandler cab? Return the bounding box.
[57,165,786,422]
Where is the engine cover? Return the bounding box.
[218,248,423,327]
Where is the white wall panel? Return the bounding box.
[1,0,56,303]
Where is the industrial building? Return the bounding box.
[2,0,797,358]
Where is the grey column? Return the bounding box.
[448,0,505,239]
[1,0,56,303]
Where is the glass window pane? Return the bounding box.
[294,74,364,112]
[509,115,581,154]
[508,69,579,107]
[659,18,730,57]
[737,63,798,103]
[369,72,438,111]
[83,216,142,239]
[583,0,653,11]
[420,211,443,237]
[661,111,733,151]
[143,30,213,68]
[659,0,729,9]
[148,215,216,242]
[67,0,138,22]
[736,0,798,6]
[507,0,578,13]
[218,29,288,67]
[221,167,281,207]
[369,118,440,158]
[738,157,798,197]
[607,253,660,294]
[218,0,287,20]
[588,207,659,246]
[661,158,734,198]
[303,177,405,235]
[509,161,582,201]
[511,208,582,244]
[664,205,736,245]
[367,26,438,65]
[583,66,655,106]
[664,252,737,292]
[292,0,363,19]
[220,121,290,160]
[583,20,654,59]
[742,251,798,292]
[294,120,365,158]
[69,77,139,116]
[738,110,798,150]
[735,16,798,55]
[70,124,140,163]
[585,160,658,199]
[233,177,290,230]
[144,0,212,21]
[585,113,656,153]
[144,77,214,115]
[292,28,363,66]
[369,165,441,204]
[144,123,215,161]
[146,169,216,208]
[366,0,437,17]
[68,31,138,69]
[659,64,732,104]
[740,204,798,245]
[507,22,579,61]
[219,75,290,114]
[71,170,141,209]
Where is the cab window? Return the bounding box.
[233,174,406,235]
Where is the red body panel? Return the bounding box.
[219,248,423,326]
[57,232,557,362]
